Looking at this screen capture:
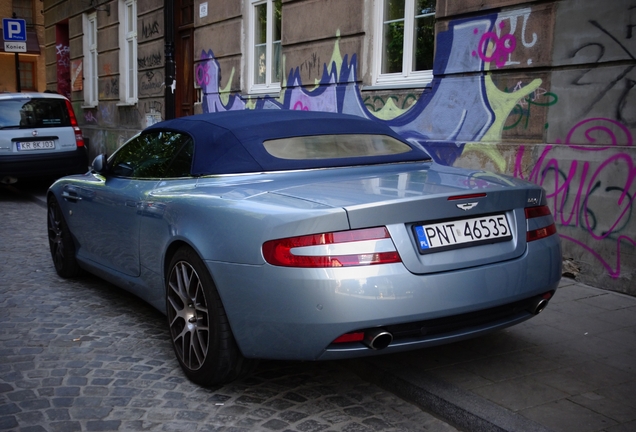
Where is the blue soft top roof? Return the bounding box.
[145,110,430,175]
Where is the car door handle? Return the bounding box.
[61,191,82,202]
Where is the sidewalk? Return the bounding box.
[352,278,636,432]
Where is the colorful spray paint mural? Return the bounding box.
[194,7,635,292]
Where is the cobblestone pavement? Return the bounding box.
[0,186,458,431]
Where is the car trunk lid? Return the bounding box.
[270,163,543,275]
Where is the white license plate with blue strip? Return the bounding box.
[414,214,512,254]
[17,140,55,151]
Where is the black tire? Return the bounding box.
[47,195,81,278]
[166,246,257,386]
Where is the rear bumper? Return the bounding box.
[0,147,88,178]
[207,234,562,361]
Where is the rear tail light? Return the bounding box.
[525,205,557,242]
[262,227,401,268]
[65,98,85,148]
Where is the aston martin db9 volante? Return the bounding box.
[47,110,562,386]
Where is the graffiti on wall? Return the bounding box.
[141,19,160,40]
[194,7,634,281]
[514,118,635,277]
[568,16,636,127]
[56,43,71,99]
[363,94,419,116]
[138,51,163,69]
[139,70,164,96]
[504,85,557,131]
[488,7,538,67]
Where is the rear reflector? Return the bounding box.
[332,332,365,344]
[525,205,557,242]
[527,224,557,242]
[262,227,401,267]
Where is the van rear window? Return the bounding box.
[0,98,71,129]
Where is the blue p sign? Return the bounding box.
[3,18,27,41]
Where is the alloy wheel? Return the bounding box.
[47,202,65,270]
[167,261,210,371]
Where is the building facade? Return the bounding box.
[42,0,636,295]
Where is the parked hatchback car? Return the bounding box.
[47,110,562,386]
[0,92,88,183]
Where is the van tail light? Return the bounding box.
[263,227,401,268]
[65,98,85,148]
[525,205,557,242]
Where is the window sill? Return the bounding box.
[247,82,282,97]
[243,90,282,98]
[362,81,434,91]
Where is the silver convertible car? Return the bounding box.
[47,110,562,386]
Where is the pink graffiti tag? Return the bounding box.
[514,118,636,279]
[196,62,211,87]
[558,118,634,151]
[293,101,310,111]
[472,22,517,68]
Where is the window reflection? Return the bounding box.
[109,132,194,178]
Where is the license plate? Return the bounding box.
[17,140,55,151]
[413,214,512,254]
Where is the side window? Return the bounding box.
[110,132,194,178]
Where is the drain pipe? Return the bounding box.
[164,0,175,120]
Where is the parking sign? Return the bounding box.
[3,18,27,52]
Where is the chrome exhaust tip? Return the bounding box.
[363,328,393,350]
[535,299,548,314]
[528,298,549,315]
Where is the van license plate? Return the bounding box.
[17,141,55,151]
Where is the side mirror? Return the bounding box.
[91,154,108,174]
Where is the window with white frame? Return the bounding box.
[373,0,435,87]
[119,0,138,104]
[82,12,98,107]
[247,0,282,94]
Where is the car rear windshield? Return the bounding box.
[0,98,71,129]
[263,134,413,160]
